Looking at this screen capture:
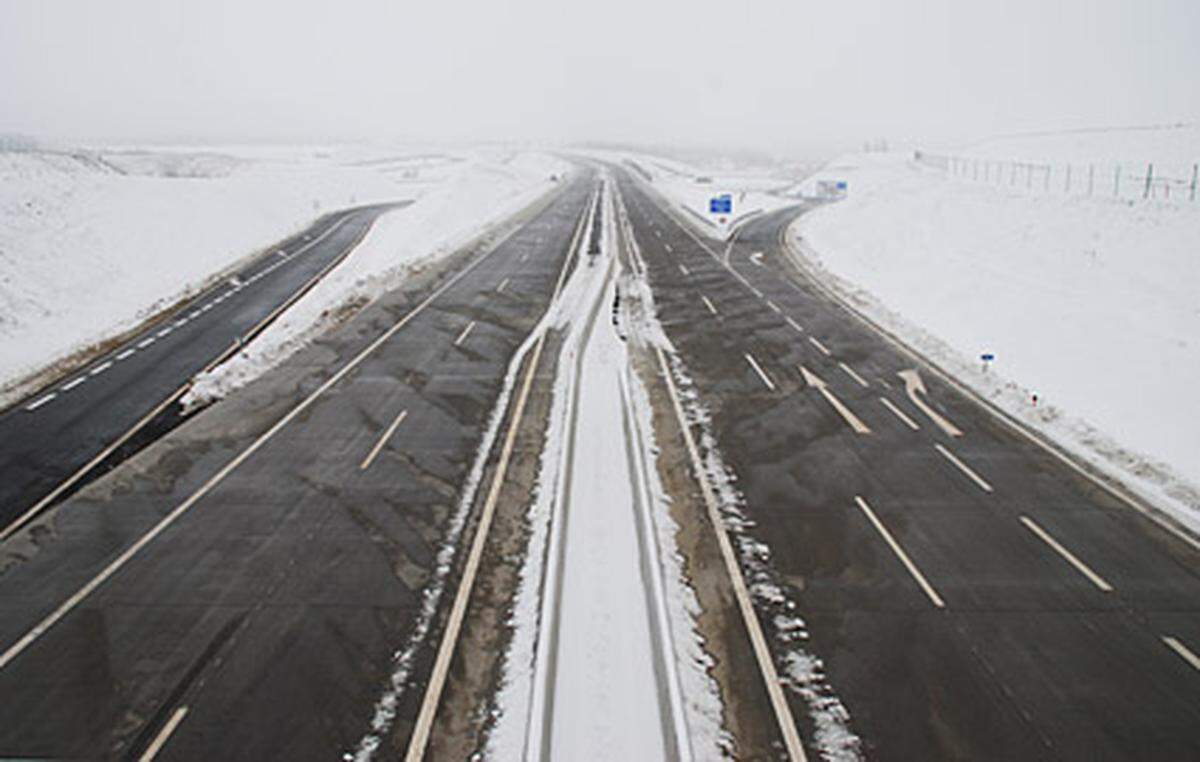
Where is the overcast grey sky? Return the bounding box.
[1,0,1198,155]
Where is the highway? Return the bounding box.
[0,158,1197,761]
[0,173,594,759]
[613,167,1200,760]
[0,201,407,538]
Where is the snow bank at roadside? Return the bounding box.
[184,152,569,407]
[0,142,468,401]
[792,138,1200,533]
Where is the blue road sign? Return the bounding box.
[709,194,732,214]
[981,353,995,361]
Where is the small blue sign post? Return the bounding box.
[709,194,733,215]
[981,352,995,372]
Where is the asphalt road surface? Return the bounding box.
[0,202,407,536]
[614,167,1200,761]
[0,173,593,759]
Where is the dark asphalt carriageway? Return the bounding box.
[615,168,1200,761]
[0,201,407,536]
[0,172,595,759]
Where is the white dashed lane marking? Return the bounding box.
[854,496,945,608]
[25,394,57,412]
[1163,636,1200,672]
[116,349,135,361]
[89,361,113,376]
[137,338,156,349]
[701,295,718,315]
[1020,516,1113,592]
[808,336,832,356]
[61,377,86,392]
[935,444,994,493]
[839,362,869,388]
[880,397,920,430]
[744,353,776,391]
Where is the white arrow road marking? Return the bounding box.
[701,295,718,315]
[854,496,944,608]
[935,444,993,492]
[880,397,920,430]
[800,365,871,434]
[1163,636,1200,672]
[898,368,962,437]
[360,409,409,471]
[745,353,776,391]
[1019,516,1112,591]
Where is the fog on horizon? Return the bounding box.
[1,0,1197,156]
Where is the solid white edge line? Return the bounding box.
[854,496,946,608]
[138,705,189,762]
[808,336,832,356]
[1162,636,1200,672]
[839,362,869,388]
[880,397,920,430]
[1019,515,1113,592]
[655,346,808,761]
[453,320,476,347]
[701,295,718,315]
[0,185,553,673]
[360,409,409,471]
[934,443,994,493]
[744,353,776,391]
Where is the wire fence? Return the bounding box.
[913,150,1200,203]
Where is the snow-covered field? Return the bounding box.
[792,125,1200,532]
[0,142,563,405]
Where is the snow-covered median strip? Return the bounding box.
[183,153,569,408]
[792,138,1200,536]
[488,176,728,759]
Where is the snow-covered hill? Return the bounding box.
[0,144,559,403]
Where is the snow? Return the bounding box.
[793,126,1200,533]
[585,149,805,238]
[185,151,568,407]
[0,142,554,406]
[488,177,727,760]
